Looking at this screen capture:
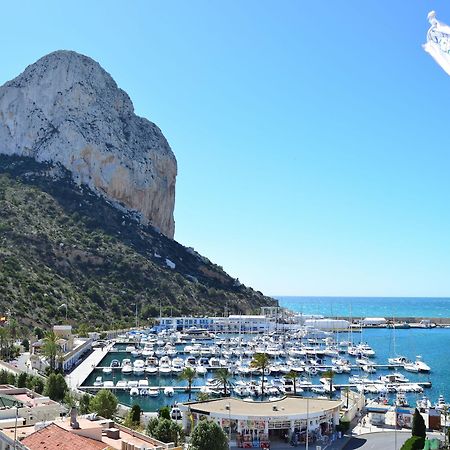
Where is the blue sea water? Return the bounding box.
[276,296,450,318]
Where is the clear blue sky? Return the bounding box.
[1,1,449,297]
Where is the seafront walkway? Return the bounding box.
[65,342,114,390]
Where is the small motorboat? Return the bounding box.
[164,387,175,397]
[148,387,159,397]
[130,387,139,396]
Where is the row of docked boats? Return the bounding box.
[119,328,431,376]
[93,376,175,397]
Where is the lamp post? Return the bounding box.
[59,303,68,323]
[13,403,19,450]
[226,403,231,449]
[306,396,309,450]
[394,404,397,450]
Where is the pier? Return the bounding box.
[78,381,432,393]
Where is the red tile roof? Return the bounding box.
[21,423,106,450]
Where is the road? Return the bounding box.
[345,431,443,449]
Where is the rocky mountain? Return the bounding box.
[0,50,176,237]
[0,155,276,328]
[0,50,277,328]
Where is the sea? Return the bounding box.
[276,296,450,319]
[81,297,450,412]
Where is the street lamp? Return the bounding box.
[306,396,309,450]
[59,303,68,323]
[225,404,231,449]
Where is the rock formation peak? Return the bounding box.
[0,50,177,237]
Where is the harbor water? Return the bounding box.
[81,326,450,412]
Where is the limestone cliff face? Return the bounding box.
[0,50,176,237]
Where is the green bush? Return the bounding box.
[146,418,183,445]
[400,436,425,450]
[189,420,228,450]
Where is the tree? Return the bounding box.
[90,389,118,419]
[6,372,16,386]
[63,390,78,408]
[322,369,335,399]
[213,368,232,397]
[0,327,10,359]
[8,318,18,342]
[146,418,183,445]
[343,386,350,409]
[250,353,270,398]
[44,373,67,401]
[158,406,171,420]
[189,420,228,450]
[411,408,426,438]
[0,370,8,384]
[34,327,44,340]
[286,370,299,395]
[32,377,45,394]
[42,331,59,372]
[130,404,141,425]
[21,339,30,352]
[180,367,196,400]
[76,323,90,338]
[17,372,28,388]
[79,393,92,414]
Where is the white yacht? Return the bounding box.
[121,359,133,375]
[171,357,184,374]
[414,356,431,372]
[159,356,173,375]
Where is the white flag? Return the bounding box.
[423,11,450,76]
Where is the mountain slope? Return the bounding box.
[0,155,276,329]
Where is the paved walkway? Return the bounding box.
[65,342,113,390]
[230,435,351,449]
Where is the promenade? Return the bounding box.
[65,342,113,390]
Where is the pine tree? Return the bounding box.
[411,408,426,438]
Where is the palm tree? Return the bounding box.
[214,368,232,397]
[286,370,299,396]
[250,353,270,399]
[180,367,196,400]
[322,369,335,399]
[0,327,9,359]
[43,331,59,372]
[344,386,350,409]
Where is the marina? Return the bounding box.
[77,321,447,413]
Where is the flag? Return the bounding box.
[423,11,450,76]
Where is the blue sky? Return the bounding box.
[1,1,449,296]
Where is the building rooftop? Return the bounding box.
[21,423,106,450]
[3,417,167,450]
[182,396,342,418]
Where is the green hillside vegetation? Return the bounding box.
[0,155,276,330]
